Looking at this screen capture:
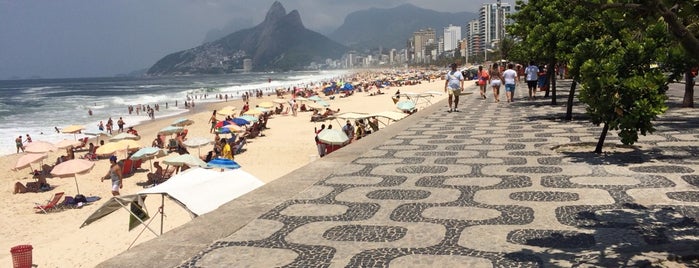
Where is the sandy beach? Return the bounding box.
[0,71,457,267]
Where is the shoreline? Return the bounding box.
[1,70,449,267]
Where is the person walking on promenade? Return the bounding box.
[489,63,504,103]
[503,63,518,103]
[444,63,464,112]
[525,61,540,100]
[478,65,488,99]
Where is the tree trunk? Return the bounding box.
[565,80,578,121]
[544,63,554,98]
[551,65,557,105]
[684,70,695,108]
[594,122,609,154]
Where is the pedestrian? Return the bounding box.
[444,62,464,112]
[25,134,32,143]
[478,65,489,99]
[502,63,518,103]
[342,120,355,141]
[209,110,218,133]
[315,124,326,157]
[117,117,125,133]
[55,126,60,133]
[101,155,123,196]
[98,121,104,131]
[16,136,25,153]
[489,63,503,102]
[525,61,540,100]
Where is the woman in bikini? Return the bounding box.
[489,63,504,102]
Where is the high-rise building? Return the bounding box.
[443,24,462,52]
[466,20,481,59]
[243,59,252,72]
[478,2,512,52]
[413,28,435,63]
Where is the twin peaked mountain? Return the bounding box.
[147,2,346,75]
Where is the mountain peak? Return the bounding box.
[264,1,287,23]
[284,10,304,28]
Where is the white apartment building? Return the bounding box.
[443,24,462,52]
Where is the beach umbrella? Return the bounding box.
[84,129,110,144]
[158,126,184,135]
[243,109,263,116]
[51,159,95,194]
[217,106,237,116]
[130,147,166,170]
[307,102,327,110]
[183,137,212,157]
[62,125,85,134]
[396,100,416,112]
[163,153,207,168]
[224,125,245,133]
[96,140,142,156]
[13,153,47,171]
[24,141,57,153]
[55,139,82,149]
[109,132,140,142]
[171,118,194,127]
[317,129,349,145]
[254,107,270,113]
[294,97,308,102]
[257,101,274,109]
[238,115,259,123]
[207,158,241,170]
[308,95,322,102]
[62,125,86,140]
[272,99,287,104]
[232,117,250,126]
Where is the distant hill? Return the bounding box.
[202,17,254,44]
[330,4,477,50]
[147,1,347,75]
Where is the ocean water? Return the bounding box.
[0,70,348,156]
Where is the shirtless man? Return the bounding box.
[16,136,25,153]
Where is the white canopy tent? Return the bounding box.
[81,168,264,246]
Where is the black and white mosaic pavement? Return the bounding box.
[181,82,699,267]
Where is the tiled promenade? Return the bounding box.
[101,82,699,267]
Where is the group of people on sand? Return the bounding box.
[15,134,32,153]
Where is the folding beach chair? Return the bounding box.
[34,192,65,214]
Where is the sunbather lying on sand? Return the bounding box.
[14,177,50,194]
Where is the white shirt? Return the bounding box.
[525,65,539,81]
[503,69,517,85]
[445,70,464,89]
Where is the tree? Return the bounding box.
[585,0,699,108]
[510,0,682,153]
[577,21,670,153]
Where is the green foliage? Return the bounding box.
[577,22,669,145]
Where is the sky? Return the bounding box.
[0,0,511,79]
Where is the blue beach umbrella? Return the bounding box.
[308,95,323,102]
[232,117,250,126]
[316,100,330,107]
[396,100,416,112]
[207,158,241,170]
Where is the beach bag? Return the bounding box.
[74,194,87,203]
